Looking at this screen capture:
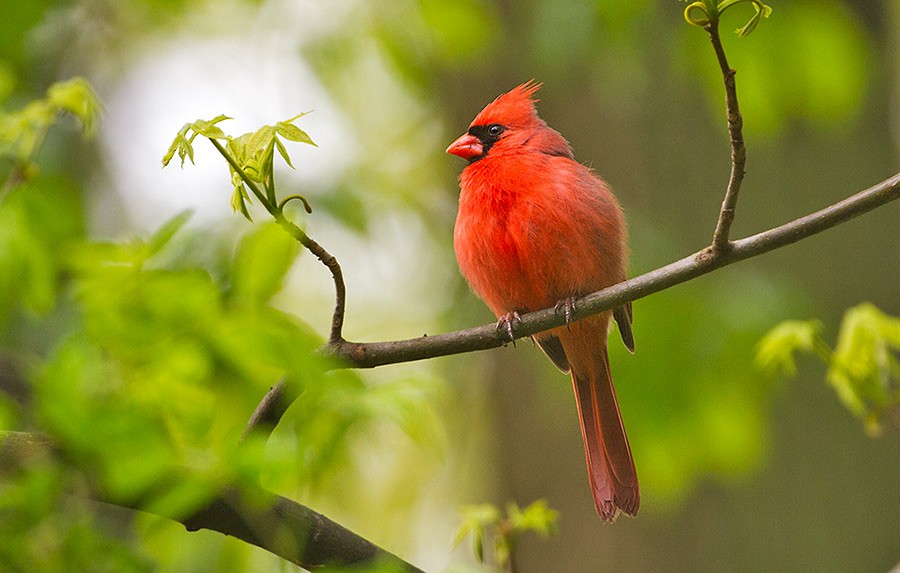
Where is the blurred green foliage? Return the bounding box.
[680,0,871,133]
[455,499,559,571]
[608,268,794,503]
[758,303,900,436]
[0,176,83,325]
[0,77,99,165]
[1,1,897,572]
[1,78,438,570]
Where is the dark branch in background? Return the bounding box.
[706,17,747,251]
[0,431,425,573]
[240,377,288,441]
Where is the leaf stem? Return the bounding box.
[209,139,273,214]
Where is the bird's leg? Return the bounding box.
[496,311,522,346]
[555,296,577,331]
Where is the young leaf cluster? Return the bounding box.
[0,77,100,167]
[682,0,772,36]
[757,303,900,435]
[162,114,316,221]
[455,500,559,571]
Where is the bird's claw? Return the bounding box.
[555,296,577,331]
[496,311,522,345]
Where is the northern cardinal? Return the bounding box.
[447,81,638,521]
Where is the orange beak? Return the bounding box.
[446,133,483,160]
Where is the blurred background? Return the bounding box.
[1,0,898,571]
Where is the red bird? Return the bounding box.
[447,81,638,521]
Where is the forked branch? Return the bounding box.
[323,173,899,368]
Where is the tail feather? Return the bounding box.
[566,324,639,521]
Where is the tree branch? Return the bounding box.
[240,377,289,441]
[706,17,747,252]
[209,138,347,343]
[244,173,899,435]
[322,173,900,368]
[0,431,424,573]
[273,212,347,343]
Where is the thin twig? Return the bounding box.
[706,18,747,252]
[213,136,347,439]
[208,138,347,342]
[273,212,346,343]
[322,173,900,369]
[1,164,27,203]
[240,215,348,438]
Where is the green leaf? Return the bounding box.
[757,304,899,435]
[275,118,316,146]
[681,0,771,36]
[189,114,230,139]
[162,116,230,167]
[459,504,501,527]
[45,77,102,138]
[0,77,100,166]
[229,168,253,216]
[230,222,300,305]
[507,499,560,537]
[494,534,511,568]
[683,1,710,27]
[454,503,500,551]
[274,136,293,169]
[161,128,194,167]
[147,210,192,256]
[735,3,771,37]
[756,320,824,377]
[238,125,275,183]
[827,303,900,434]
[230,184,252,221]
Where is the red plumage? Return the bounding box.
[448,81,639,521]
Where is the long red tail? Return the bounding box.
[565,323,639,522]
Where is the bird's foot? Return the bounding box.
[555,296,578,331]
[496,311,522,345]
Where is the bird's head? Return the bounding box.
[446,80,571,163]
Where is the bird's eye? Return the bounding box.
[487,124,504,137]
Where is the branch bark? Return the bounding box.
[0,431,424,573]
[322,172,900,368]
[706,18,747,251]
[241,377,289,441]
[273,212,347,343]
